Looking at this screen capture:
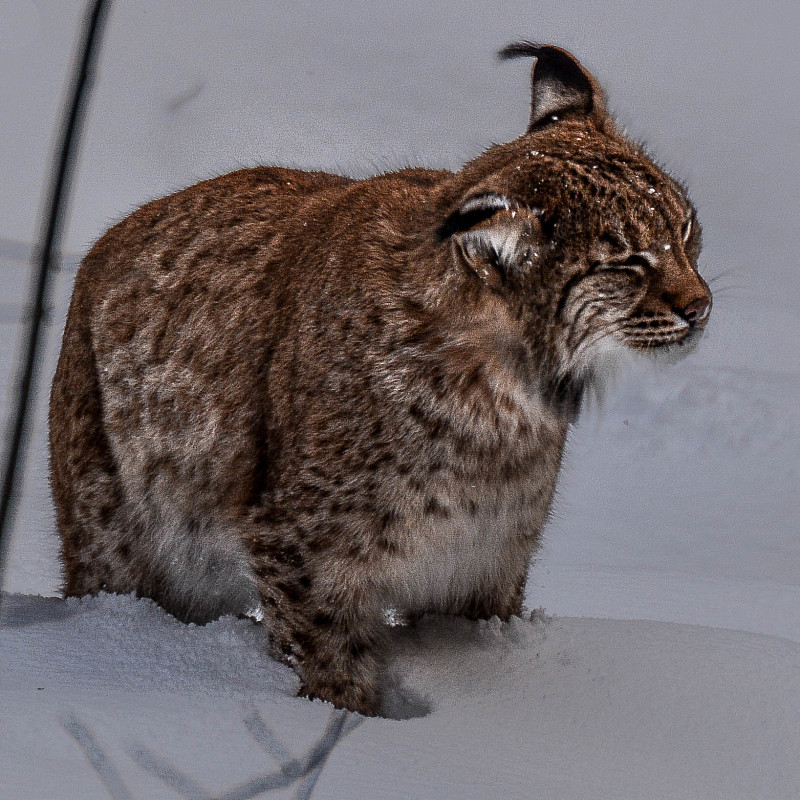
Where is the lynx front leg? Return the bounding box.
[296,604,388,716]
[256,566,388,715]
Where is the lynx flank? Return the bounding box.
[50,44,710,714]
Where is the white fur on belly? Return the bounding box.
[381,500,522,614]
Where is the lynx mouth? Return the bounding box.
[622,316,707,361]
[624,329,690,349]
[620,312,708,350]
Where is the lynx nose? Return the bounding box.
[679,295,711,326]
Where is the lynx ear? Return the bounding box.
[441,194,543,285]
[499,42,598,131]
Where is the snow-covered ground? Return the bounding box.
[1,1,799,798]
[5,593,800,799]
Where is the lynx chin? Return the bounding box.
[50,43,711,715]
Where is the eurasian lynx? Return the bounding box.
[50,44,710,714]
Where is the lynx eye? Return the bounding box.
[617,254,650,271]
[681,217,693,244]
[592,254,649,274]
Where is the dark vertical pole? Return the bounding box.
[0,0,111,600]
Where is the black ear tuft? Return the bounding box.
[499,42,597,132]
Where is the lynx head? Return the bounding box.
[440,43,711,408]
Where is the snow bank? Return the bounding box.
[3,593,799,799]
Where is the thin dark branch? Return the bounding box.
[292,764,325,800]
[132,707,360,800]
[243,707,364,800]
[0,236,81,271]
[0,0,110,600]
[129,747,212,800]
[215,710,349,800]
[242,708,294,765]
[62,714,134,800]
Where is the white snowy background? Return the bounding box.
[1,1,798,798]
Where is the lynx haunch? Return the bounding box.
[50,44,711,714]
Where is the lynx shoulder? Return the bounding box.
[49,44,711,714]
